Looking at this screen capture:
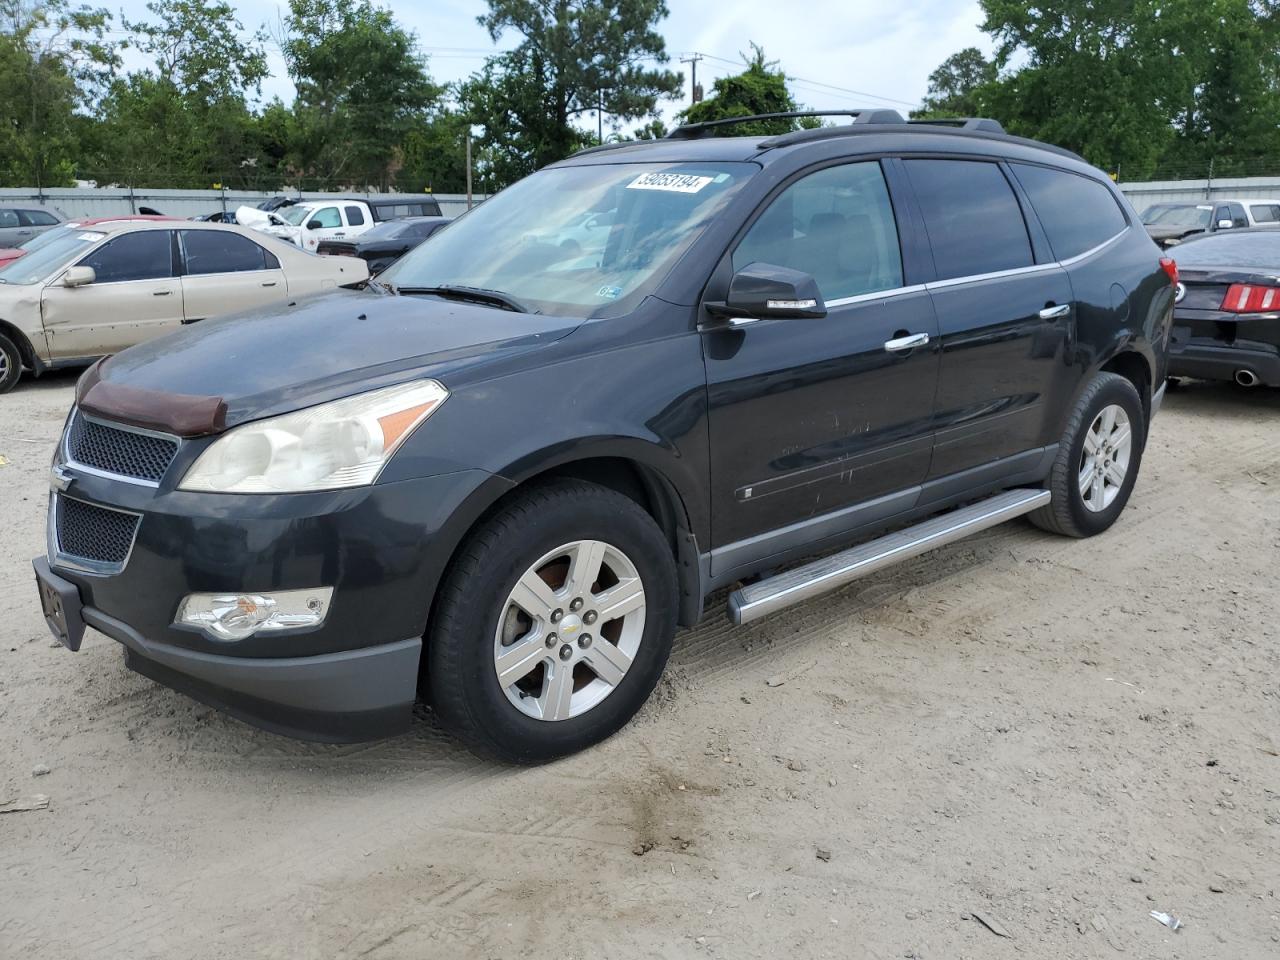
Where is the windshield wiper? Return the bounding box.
[396,284,538,314]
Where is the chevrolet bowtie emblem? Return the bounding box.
[50,465,72,493]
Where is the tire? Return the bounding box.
[429,480,678,763]
[1029,372,1146,538]
[0,332,22,394]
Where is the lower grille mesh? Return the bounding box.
[56,497,140,568]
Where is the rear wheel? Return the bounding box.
[1030,372,1146,538]
[0,333,23,394]
[429,480,678,763]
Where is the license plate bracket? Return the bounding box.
[33,557,86,652]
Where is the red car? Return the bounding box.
[0,247,25,266]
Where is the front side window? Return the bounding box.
[308,207,342,229]
[0,209,18,228]
[905,159,1033,281]
[1227,203,1248,227]
[344,205,365,226]
[78,230,174,283]
[19,210,59,227]
[379,161,755,318]
[181,230,275,275]
[1011,163,1128,261]
[733,162,904,301]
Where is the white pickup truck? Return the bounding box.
[238,195,442,252]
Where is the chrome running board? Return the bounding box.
[727,488,1051,625]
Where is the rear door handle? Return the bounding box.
[261,281,277,287]
[153,290,172,296]
[883,332,930,352]
[1039,304,1071,320]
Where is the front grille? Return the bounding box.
[55,496,140,569]
[66,412,178,483]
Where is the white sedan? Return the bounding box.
[0,218,368,392]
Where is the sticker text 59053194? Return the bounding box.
[626,172,715,194]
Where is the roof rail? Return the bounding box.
[907,117,1006,133]
[667,109,905,139]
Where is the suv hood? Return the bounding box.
[94,290,582,429]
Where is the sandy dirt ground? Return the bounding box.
[1,371,1278,960]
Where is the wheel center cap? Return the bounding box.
[558,613,583,638]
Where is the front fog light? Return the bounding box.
[175,587,333,641]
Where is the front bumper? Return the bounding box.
[38,458,507,741]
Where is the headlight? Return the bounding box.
[179,380,448,493]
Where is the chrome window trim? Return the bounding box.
[1056,225,1130,267]
[48,493,142,577]
[62,409,182,489]
[825,284,928,308]
[925,261,1059,291]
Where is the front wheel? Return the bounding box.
[428,480,678,763]
[1030,372,1147,538]
[0,333,23,394]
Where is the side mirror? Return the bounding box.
[707,262,827,323]
[1217,219,1234,230]
[63,266,95,288]
[306,220,322,230]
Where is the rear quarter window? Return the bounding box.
[1010,164,1128,261]
[904,159,1033,281]
[1249,204,1280,223]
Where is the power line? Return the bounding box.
[682,50,919,109]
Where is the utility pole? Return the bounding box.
[465,131,473,210]
[680,54,704,106]
[598,88,604,143]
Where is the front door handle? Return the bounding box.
[153,290,172,296]
[261,280,277,287]
[883,332,930,352]
[1039,303,1071,320]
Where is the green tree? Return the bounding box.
[0,0,117,188]
[913,47,996,119]
[281,0,443,188]
[399,104,472,193]
[477,0,681,162]
[86,0,267,186]
[677,44,817,136]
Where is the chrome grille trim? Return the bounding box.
[49,495,141,577]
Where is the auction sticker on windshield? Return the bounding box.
[627,172,714,193]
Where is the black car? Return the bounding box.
[33,110,1174,762]
[1168,228,1280,386]
[190,211,238,224]
[316,216,452,273]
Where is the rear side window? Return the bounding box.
[1011,164,1128,261]
[78,230,174,283]
[344,205,365,226]
[1250,204,1280,223]
[181,230,277,274]
[19,210,59,226]
[733,161,904,301]
[905,160,1032,281]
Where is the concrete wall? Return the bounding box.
[0,188,489,220]
[1118,176,1280,208]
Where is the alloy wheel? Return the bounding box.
[1078,403,1132,512]
[493,539,646,721]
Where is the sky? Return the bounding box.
[113,0,994,127]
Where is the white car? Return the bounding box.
[238,196,444,253]
[0,218,368,392]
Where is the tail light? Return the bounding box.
[1221,283,1280,313]
[1159,257,1179,286]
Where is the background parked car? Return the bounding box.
[1168,228,1280,387]
[0,220,367,392]
[1142,197,1280,248]
[238,195,443,252]
[0,205,67,246]
[316,216,452,273]
[191,211,238,224]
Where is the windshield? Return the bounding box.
[0,229,105,284]
[1174,232,1280,269]
[1147,205,1212,228]
[379,161,756,317]
[279,205,314,226]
